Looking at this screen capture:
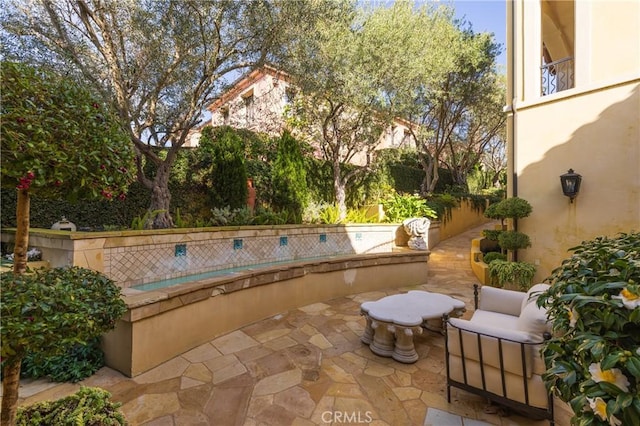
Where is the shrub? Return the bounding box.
[484,196,532,227]
[272,131,308,223]
[498,230,532,252]
[381,192,437,223]
[482,229,502,242]
[537,232,640,426]
[16,387,126,425]
[20,337,104,383]
[488,260,536,290]
[482,252,506,264]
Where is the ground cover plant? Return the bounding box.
[538,232,640,426]
[16,387,126,426]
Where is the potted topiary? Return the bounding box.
[537,232,640,426]
[482,197,536,289]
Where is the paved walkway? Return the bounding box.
[9,222,572,425]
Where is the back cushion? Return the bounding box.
[516,301,550,336]
[520,283,551,313]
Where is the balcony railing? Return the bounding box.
[541,56,574,96]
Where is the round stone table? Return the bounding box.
[360,291,466,363]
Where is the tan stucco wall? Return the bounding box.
[438,199,493,241]
[103,253,429,377]
[514,81,639,281]
[509,0,640,282]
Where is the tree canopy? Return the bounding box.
[2,0,346,228]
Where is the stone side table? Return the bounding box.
[361,291,466,363]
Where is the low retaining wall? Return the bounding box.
[105,251,430,377]
[2,224,423,288]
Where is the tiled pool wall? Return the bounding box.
[104,225,399,287]
[8,224,414,288]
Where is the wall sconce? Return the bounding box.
[560,169,582,203]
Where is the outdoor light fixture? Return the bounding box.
[560,169,582,203]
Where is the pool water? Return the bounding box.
[131,255,336,291]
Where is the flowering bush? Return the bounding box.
[537,232,640,426]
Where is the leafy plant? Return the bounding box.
[482,252,506,264]
[381,192,437,223]
[498,230,531,252]
[488,259,536,290]
[537,232,640,426]
[484,196,532,228]
[345,207,378,224]
[482,229,502,242]
[16,386,126,425]
[130,210,166,230]
[318,204,343,224]
[20,338,104,383]
[209,206,254,226]
[1,267,127,424]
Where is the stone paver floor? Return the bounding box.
[7,223,572,425]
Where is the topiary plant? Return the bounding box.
[537,232,640,426]
[1,267,127,425]
[482,252,507,264]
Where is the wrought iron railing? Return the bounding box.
[541,56,574,96]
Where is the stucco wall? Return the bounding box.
[515,82,639,282]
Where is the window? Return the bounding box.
[540,0,575,95]
[243,91,254,123]
[221,107,230,125]
[285,87,296,105]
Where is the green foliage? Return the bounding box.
[497,230,531,252]
[381,192,437,223]
[345,207,379,224]
[16,386,126,425]
[482,252,506,264]
[272,131,309,223]
[20,338,104,383]
[198,126,248,210]
[0,61,135,201]
[425,193,459,222]
[1,267,126,362]
[537,232,640,426]
[482,229,502,242]
[130,210,166,230]
[317,204,343,225]
[488,260,536,290]
[209,207,254,226]
[484,196,532,225]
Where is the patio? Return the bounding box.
[9,223,572,425]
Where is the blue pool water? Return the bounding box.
[131,255,338,292]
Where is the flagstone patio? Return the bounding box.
[7,223,573,425]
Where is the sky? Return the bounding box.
[450,0,507,68]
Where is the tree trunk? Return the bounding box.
[1,357,23,426]
[332,162,347,222]
[147,162,174,229]
[12,189,30,275]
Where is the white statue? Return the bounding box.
[402,217,430,250]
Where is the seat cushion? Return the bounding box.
[471,309,520,331]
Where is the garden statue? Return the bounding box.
[402,217,430,250]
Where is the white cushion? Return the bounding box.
[471,309,520,331]
[516,301,550,336]
[520,283,551,313]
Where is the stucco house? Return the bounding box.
[506,0,639,281]
[185,65,414,166]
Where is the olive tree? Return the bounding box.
[2,0,345,228]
